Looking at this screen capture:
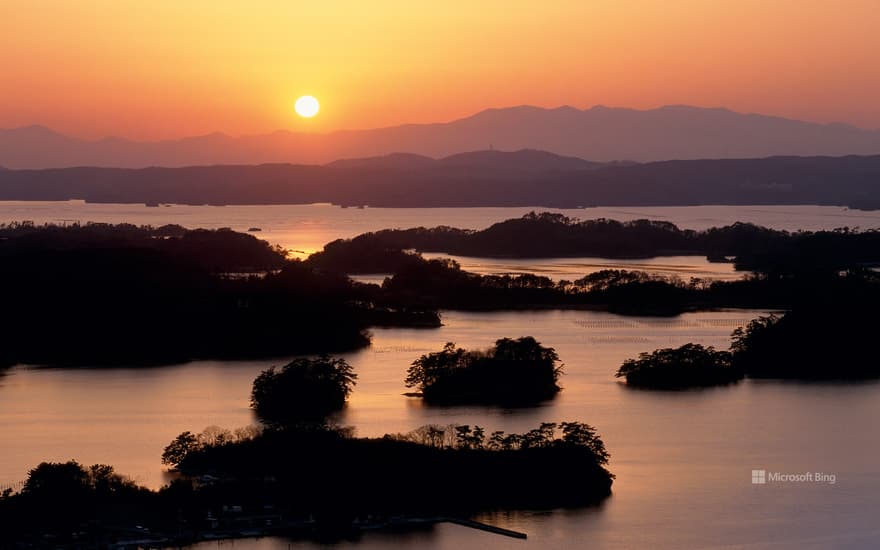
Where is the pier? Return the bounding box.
[443,517,528,539]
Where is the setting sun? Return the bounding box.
[3,3,880,548]
[295,96,320,118]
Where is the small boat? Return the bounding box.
[248,227,262,232]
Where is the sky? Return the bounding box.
[2,0,879,140]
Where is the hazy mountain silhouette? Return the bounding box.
[327,150,601,178]
[325,152,435,171]
[3,105,880,168]
[2,150,880,209]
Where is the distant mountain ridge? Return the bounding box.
[3,105,880,168]
[326,149,602,176]
[1,149,879,209]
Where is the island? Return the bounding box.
[0,421,614,546]
[307,214,880,316]
[250,355,358,425]
[731,309,879,379]
[618,304,880,388]
[405,337,563,405]
[305,212,880,269]
[615,343,742,389]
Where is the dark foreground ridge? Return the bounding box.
[0,422,613,547]
[3,152,880,208]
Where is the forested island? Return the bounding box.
[345,252,880,316]
[307,211,880,267]
[0,420,613,546]
[251,356,358,425]
[617,307,880,388]
[405,337,563,405]
[307,213,880,316]
[729,310,879,379]
[615,344,741,389]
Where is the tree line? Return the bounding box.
[617,307,880,388]
[306,212,880,269]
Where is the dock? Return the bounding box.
[443,517,528,539]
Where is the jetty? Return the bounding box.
[444,517,527,539]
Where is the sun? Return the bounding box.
[294,95,320,118]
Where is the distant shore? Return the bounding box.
[3,153,880,209]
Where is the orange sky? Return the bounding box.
[2,0,879,140]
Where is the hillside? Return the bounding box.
[3,105,880,168]
[1,151,879,208]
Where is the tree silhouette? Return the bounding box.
[161,431,200,468]
[616,343,741,388]
[560,422,610,464]
[405,337,562,405]
[730,308,879,379]
[251,355,357,424]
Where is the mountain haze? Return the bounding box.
[2,150,879,209]
[3,106,880,169]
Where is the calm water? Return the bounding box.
[344,252,740,285]
[3,202,880,257]
[2,310,879,549]
[2,203,880,548]
[4,201,876,281]
[421,253,740,282]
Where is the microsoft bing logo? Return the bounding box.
[749,468,836,485]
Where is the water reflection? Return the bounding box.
[2,202,880,261]
[0,310,877,548]
[0,310,766,489]
[423,254,741,282]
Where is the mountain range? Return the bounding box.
[1,150,879,209]
[3,105,880,169]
